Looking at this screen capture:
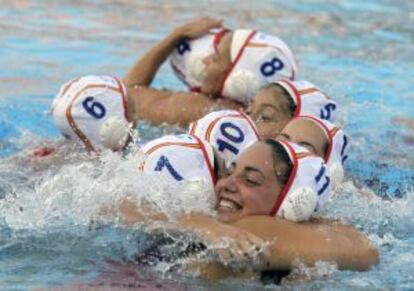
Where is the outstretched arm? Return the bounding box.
[113,201,379,271]
[126,86,241,125]
[182,215,379,280]
[230,216,379,271]
[124,17,222,87]
[123,17,241,125]
[108,201,379,280]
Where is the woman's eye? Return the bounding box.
[260,114,275,122]
[245,177,260,186]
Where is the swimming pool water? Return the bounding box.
[0,0,413,289]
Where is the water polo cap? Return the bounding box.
[219,29,298,104]
[270,141,331,221]
[293,115,348,192]
[274,80,337,123]
[188,110,259,169]
[170,28,230,91]
[139,134,217,189]
[51,75,131,151]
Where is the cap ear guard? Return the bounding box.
[289,115,347,193]
[327,162,344,191]
[186,177,217,211]
[187,52,208,83]
[221,29,297,104]
[99,116,131,151]
[272,141,330,221]
[327,130,348,191]
[169,30,223,89]
[52,75,131,152]
[223,69,261,104]
[279,186,317,222]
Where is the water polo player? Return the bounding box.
[215,140,331,222]
[51,74,134,152]
[123,17,297,125]
[277,115,348,192]
[246,80,337,139]
[188,109,260,168]
[169,26,297,103]
[116,139,378,275]
[139,133,221,188]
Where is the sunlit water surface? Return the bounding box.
[0,0,413,289]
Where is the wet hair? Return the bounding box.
[263,139,293,186]
[265,83,296,117]
[213,151,219,178]
[322,141,329,158]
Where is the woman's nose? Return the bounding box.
[221,175,238,193]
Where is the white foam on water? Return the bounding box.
[0,143,216,232]
[281,260,338,285]
[318,180,414,237]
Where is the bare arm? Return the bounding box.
[127,86,241,125]
[182,215,380,280]
[124,17,222,88]
[114,201,378,271]
[123,17,242,125]
[230,216,379,271]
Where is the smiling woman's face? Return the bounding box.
[246,85,294,139]
[277,118,328,158]
[214,141,290,222]
[200,32,232,96]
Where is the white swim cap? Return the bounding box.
[139,134,217,190]
[220,29,298,104]
[51,75,132,151]
[170,28,229,91]
[99,116,131,151]
[292,115,349,194]
[188,110,259,169]
[274,80,337,123]
[270,141,331,222]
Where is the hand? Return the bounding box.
[204,223,271,270]
[180,214,271,270]
[172,16,223,40]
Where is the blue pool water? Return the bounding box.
[0,0,413,289]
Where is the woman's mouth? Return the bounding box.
[217,198,242,212]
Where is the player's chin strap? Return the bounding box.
[328,162,344,191]
[187,52,208,84]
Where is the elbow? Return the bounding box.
[351,244,380,271]
[363,244,380,270]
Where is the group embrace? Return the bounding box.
[46,17,378,282]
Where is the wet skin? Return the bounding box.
[277,117,328,158]
[246,85,293,139]
[201,32,232,96]
[215,141,290,222]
